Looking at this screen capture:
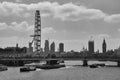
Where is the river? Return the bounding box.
[0,61,120,80]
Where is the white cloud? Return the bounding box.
[0,2,107,20]
[0,21,32,31]
[104,14,120,23]
[54,3,106,21]
[88,34,111,40]
[42,27,56,34]
[98,34,111,38]
[0,22,8,30]
[0,21,56,34]
[10,21,30,31]
[0,2,28,17]
[0,1,120,23]
[15,0,22,3]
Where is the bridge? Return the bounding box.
[0,57,120,67]
[0,58,120,61]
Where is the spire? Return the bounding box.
[102,38,107,53]
[103,38,106,43]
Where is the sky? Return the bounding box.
[0,0,120,52]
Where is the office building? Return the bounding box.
[44,40,49,53]
[88,40,94,53]
[50,42,55,53]
[28,42,33,53]
[59,43,64,53]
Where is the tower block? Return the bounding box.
[34,10,41,54]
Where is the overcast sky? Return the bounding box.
[0,0,120,52]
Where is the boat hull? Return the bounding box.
[89,64,98,68]
[20,66,36,72]
[0,67,8,71]
[0,65,8,71]
[36,64,65,69]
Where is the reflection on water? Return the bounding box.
[0,61,120,80]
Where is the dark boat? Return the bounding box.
[89,63,105,68]
[36,59,65,69]
[89,64,98,68]
[20,66,36,72]
[0,60,24,67]
[0,64,8,71]
[95,63,105,67]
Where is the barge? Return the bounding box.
[36,59,65,69]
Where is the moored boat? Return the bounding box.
[89,64,98,68]
[95,63,105,67]
[89,63,105,68]
[0,64,8,71]
[20,66,36,72]
[36,59,65,69]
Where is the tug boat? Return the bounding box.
[36,59,65,69]
[20,66,36,72]
[0,64,8,71]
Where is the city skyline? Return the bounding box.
[0,0,120,52]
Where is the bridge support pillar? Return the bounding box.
[117,61,120,67]
[83,59,88,66]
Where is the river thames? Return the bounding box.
[0,61,120,80]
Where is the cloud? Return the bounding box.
[0,22,8,30]
[0,1,29,17]
[10,21,32,31]
[104,14,120,23]
[0,1,120,23]
[0,21,56,35]
[0,21,32,31]
[89,34,111,40]
[0,1,55,17]
[53,3,106,21]
[15,0,22,3]
[98,34,111,38]
[42,27,56,34]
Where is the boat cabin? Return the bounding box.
[46,59,59,65]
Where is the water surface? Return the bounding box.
[0,61,119,80]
